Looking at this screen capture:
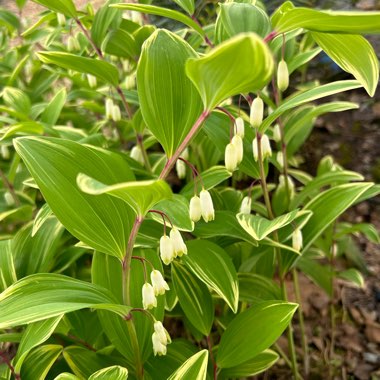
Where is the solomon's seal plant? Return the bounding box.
[0,0,379,379]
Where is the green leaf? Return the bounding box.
[0,205,34,224]
[103,29,138,59]
[335,223,380,244]
[338,268,365,288]
[302,183,373,251]
[31,0,77,17]
[0,273,131,329]
[273,6,380,34]
[217,301,298,368]
[111,4,204,36]
[136,29,203,157]
[287,47,322,74]
[215,3,271,43]
[32,203,53,237]
[0,8,20,30]
[237,209,299,241]
[296,257,332,295]
[14,136,135,259]
[0,122,44,141]
[172,0,194,15]
[186,33,274,110]
[193,210,258,246]
[311,33,379,97]
[54,374,80,380]
[219,350,279,379]
[168,350,209,380]
[172,262,214,336]
[259,80,363,133]
[183,240,239,312]
[145,339,199,380]
[238,273,281,304]
[2,86,31,115]
[14,316,63,373]
[290,170,364,209]
[88,366,129,380]
[37,52,119,86]
[77,173,172,216]
[0,240,17,292]
[91,0,122,48]
[40,88,67,126]
[180,166,231,198]
[150,194,193,232]
[20,345,63,380]
[63,346,119,379]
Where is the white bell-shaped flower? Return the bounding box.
[67,35,80,52]
[112,104,121,122]
[235,117,245,138]
[200,189,215,223]
[240,196,251,215]
[152,332,167,356]
[224,143,238,173]
[57,13,66,27]
[250,96,264,128]
[277,60,289,92]
[130,146,144,165]
[176,159,186,179]
[142,283,157,310]
[261,134,272,159]
[150,270,170,296]
[4,192,14,206]
[292,228,303,252]
[154,321,171,345]
[86,74,97,88]
[105,98,114,120]
[232,135,243,164]
[160,235,175,265]
[189,195,202,223]
[273,123,281,142]
[170,228,187,257]
[277,151,284,168]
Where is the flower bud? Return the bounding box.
[160,235,175,265]
[232,135,243,164]
[112,104,121,122]
[273,123,281,143]
[189,195,202,223]
[1,145,10,160]
[250,96,264,128]
[142,283,157,310]
[67,35,80,52]
[4,191,14,206]
[277,151,284,168]
[181,147,189,160]
[252,137,259,162]
[57,13,66,27]
[235,117,245,138]
[200,189,214,223]
[86,74,97,88]
[292,228,303,252]
[261,134,272,159]
[225,143,238,173]
[277,60,289,92]
[152,332,167,356]
[154,321,171,345]
[105,98,114,119]
[240,196,251,214]
[150,270,170,296]
[279,175,295,198]
[176,159,186,179]
[169,228,187,257]
[130,146,144,165]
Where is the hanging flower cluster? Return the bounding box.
[152,321,171,356]
[105,98,121,122]
[142,269,170,310]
